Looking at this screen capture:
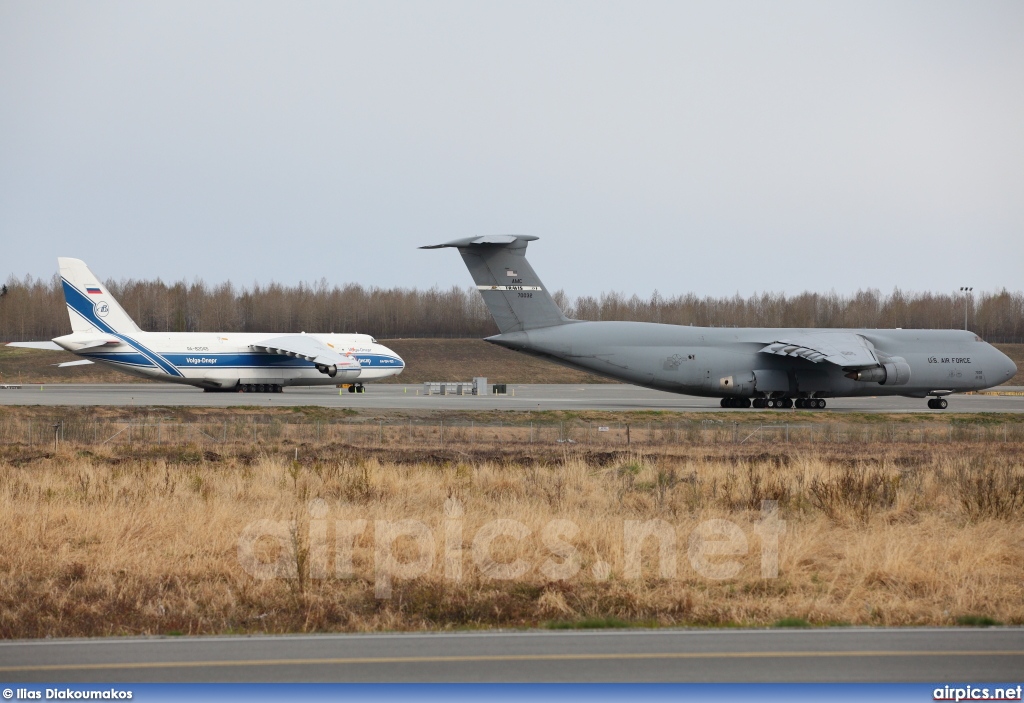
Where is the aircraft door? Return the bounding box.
[681,356,702,387]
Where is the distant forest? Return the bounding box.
[2,275,1023,343]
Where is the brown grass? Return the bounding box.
[1,435,1021,638]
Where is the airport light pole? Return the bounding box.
[959,286,973,331]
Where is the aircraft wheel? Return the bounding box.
[720,398,729,408]
[795,399,805,409]
[816,399,826,409]
[348,385,356,393]
[765,399,776,409]
[742,397,752,408]
[939,398,948,409]
[782,398,793,408]
[273,385,282,393]
[927,399,936,409]
[753,398,766,408]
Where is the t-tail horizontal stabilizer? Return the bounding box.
[420,235,572,333]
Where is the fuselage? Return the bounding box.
[488,322,1016,399]
[52,331,404,389]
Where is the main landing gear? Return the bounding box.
[927,397,948,410]
[724,397,827,409]
[346,384,366,394]
[239,384,283,393]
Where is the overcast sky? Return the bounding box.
[2,1,1022,300]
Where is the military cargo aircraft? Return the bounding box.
[423,236,1016,409]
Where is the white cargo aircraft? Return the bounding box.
[7,258,404,393]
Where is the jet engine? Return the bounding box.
[315,363,338,378]
[845,357,911,386]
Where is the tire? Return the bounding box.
[939,398,948,409]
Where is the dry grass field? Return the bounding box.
[1,426,1021,638]
[3,340,1022,386]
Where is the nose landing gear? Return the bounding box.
[927,397,948,410]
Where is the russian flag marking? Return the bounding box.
[86,286,102,294]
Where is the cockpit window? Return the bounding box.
[370,337,377,343]
[975,335,983,342]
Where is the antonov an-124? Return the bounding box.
[7,258,404,393]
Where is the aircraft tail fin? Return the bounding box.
[58,258,142,335]
[421,235,572,333]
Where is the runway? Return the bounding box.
[1,382,1023,412]
[0,628,1020,682]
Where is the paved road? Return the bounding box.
[0,628,1020,682]
[1,383,1022,413]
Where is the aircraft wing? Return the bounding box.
[250,335,361,369]
[55,359,95,368]
[759,332,879,368]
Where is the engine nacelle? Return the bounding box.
[845,357,911,386]
[315,364,338,377]
[881,358,911,385]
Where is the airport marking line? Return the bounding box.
[2,650,1022,672]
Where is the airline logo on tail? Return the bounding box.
[86,286,102,294]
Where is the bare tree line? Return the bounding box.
[1,274,1022,342]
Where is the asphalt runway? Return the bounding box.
[0,628,1020,682]
[1,382,1023,412]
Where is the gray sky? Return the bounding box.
[2,1,1022,299]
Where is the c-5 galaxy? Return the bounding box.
[423,235,1016,409]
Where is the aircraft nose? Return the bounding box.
[997,349,1017,383]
